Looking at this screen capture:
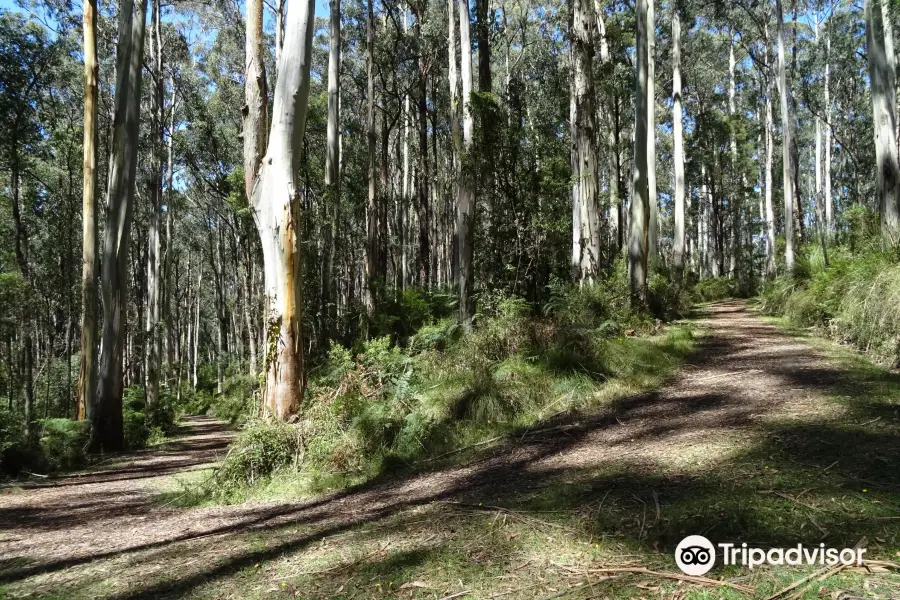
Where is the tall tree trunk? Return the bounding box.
[775,0,795,270]
[646,0,657,266]
[814,18,822,228]
[78,0,99,421]
[402,8,411,290]
[867,0,900,238]
[145,0,163,408]
[448,0,460,286]
[577,0,599,283]
[824,24,833,235]
[629,0,650,305]
[244,0,268,201]
[764,42,777,278]
[163,83,176,386]
[415,4,430,288]
[250,0,316,420]
[192,266,201,389]
[365,0,377,317]
[672,8,685,277]
[324,0,340,337]
[728,32,740,279]
[92,0,148,453]
[457,0,476,326]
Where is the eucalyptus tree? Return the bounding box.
[865,0,900,238]
[250,0,317,419]
[571,0,599,283]
[92,0,149,452]
[457,0,476,325]
[77,0,99,421]
[630,0,651,305]
[672,4,685,277]
[775,0,795,270]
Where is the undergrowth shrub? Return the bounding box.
[209,375,259,424]
[222,287,691,493]
[217,419,304,489]
[692,277,740,302]
[758,237,900,364]
[38,418,89,471]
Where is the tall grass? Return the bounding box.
[758,239,900,363]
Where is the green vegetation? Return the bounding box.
[758,231,900,365]
[164,277,696,504]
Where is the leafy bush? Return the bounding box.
[758,242,900,364]
[217,419,304,488]
[209,375,259,424]
[38,419,89,471]
[692,276,740,302]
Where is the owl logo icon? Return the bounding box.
[675,535,716,576]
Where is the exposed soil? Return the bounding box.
[0,301,896,599]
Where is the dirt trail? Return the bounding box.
[0,301,874,598]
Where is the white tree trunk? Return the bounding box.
[728,32,740,278]
[324,0,340,335]
[457,0,476,325]
[629,0,650,304]
[250,0,317,420]
[867,0,900,237]
[824,25,833,234]
[672,9,685,276]
[646,0,657,265]
[775,0,795,269]
[145,0,163,407]
[573,0,599,283]
[365,0,377,316]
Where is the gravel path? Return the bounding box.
[0,301,862,598]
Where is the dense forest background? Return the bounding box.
[1,0,899,471]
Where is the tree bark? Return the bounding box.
[572,0,599,283]
[457,0,476,326]
[92,0,148,452]
[244,0,268,201]
[866,0,900,238]
[629,0,650,305]
[365,0,377,317]
[646,0,657,266]
[250,0,316,420]
[415,4,430,289]
[775,0,795,270]
[672,8,685,277]
[764,35,777,278]
[145,0,164,408]
[727,32,740,279]
[78,0,100,421]
[824,24,833,235]
[324,0,340,337]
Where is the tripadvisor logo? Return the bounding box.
[675,535,716,576]
[674,535,868,576]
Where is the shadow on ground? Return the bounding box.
[1,301,899,599]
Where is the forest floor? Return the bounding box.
[2,300,900,600]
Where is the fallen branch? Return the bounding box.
[765,564,844,600]
[422,435,506,462]
[437,591,472,600]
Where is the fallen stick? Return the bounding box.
[423,435,506,462]
[437,591,472,600]
[764,564,842,600]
